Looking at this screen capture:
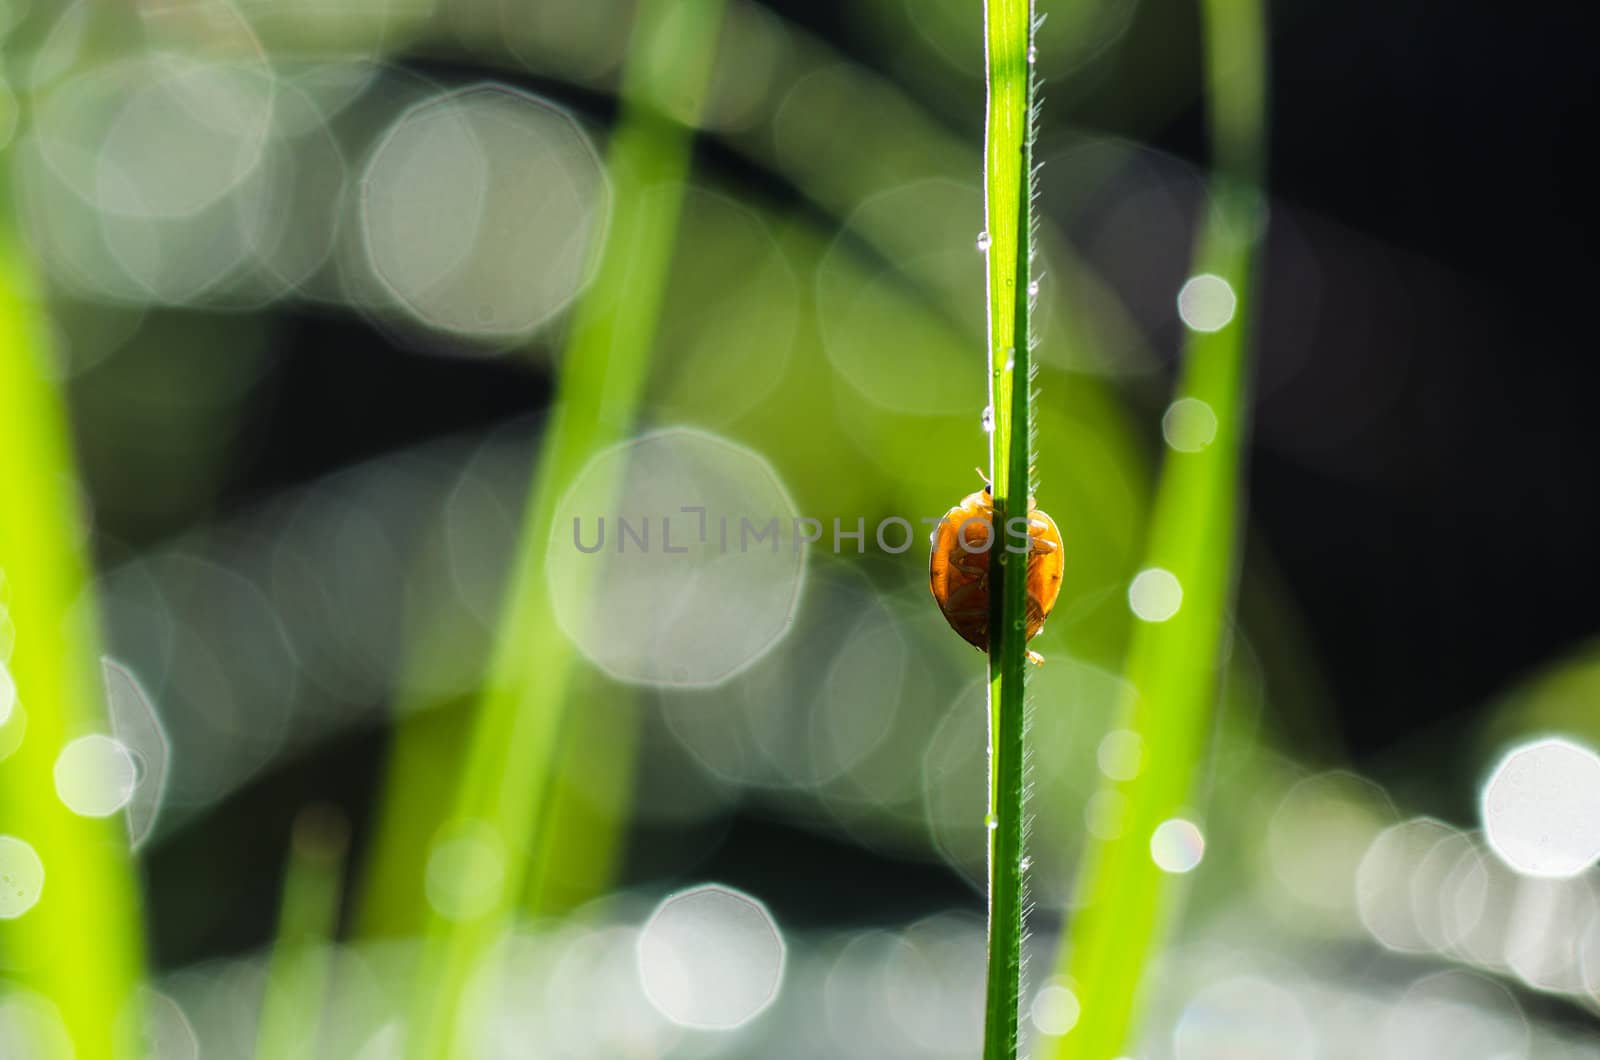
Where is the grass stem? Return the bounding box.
[255,806,349,1060]
[399,4,728,1056]
[981,2,1039,1057]
[1,220,146,1060]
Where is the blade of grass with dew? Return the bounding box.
[981,2,1039,1058]
[255,806,349,1060]
[1,223,146,1059]
[399,4,729,1057]
[1042,0,1266,1054]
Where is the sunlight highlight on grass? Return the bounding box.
[1,225,145,1060]
[1041,0,1267,1054]
[397,4,730,1057]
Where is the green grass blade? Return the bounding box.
[1041,0,1267,1055]
[400,4,728,1057]
[1043,207,1254,1060]
[255,807,349,1060]
[1,223,146,1060]
[981,2,1038,1058]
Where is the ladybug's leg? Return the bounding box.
[950,549,990,579]
[944,582,986,611]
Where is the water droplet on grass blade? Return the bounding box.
[976,231,990,252]
[981,406,993,432]
[1129,568,1183,622]
[54,734,138,817]
[0,661,14,727]
[1031,981,1079,1037]
[1176,273,1238,333]
[1162,398,1219,453]
[0,836,44,918]
[1151,818,1206,873]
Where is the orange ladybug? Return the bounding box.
[929,482,1064,664]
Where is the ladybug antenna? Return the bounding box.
[974,466,991,491]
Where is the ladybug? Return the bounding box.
[929,480,1064,664]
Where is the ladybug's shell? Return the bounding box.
[928,488,1064,653]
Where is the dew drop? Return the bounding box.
[1020,856,1033,871]
[0,836,44,918]
[976,231,991,252]
[54,734,138,817]
[1151,818,1206,873]
[1027,280,1040,297]
[638,885,785,1030]
[985,813,999,831]
[981,406,994,432]
[1027,44,1039,64]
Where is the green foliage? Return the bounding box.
[0,1,1275,1055]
